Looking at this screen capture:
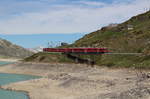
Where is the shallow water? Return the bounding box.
[0,61,13,66]
[0,89,28,99]
[0,61,40,99]
[0,73,40,85]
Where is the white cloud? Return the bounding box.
[0,0,150,34]
[77,1,107,6]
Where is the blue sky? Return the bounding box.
[0,33,85,48]
[0,0,150,48]
[0,0,149,34]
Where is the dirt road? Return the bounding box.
[0,62,150,99]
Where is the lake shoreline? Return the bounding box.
[0,61,149,99]
[0,58,20,62]
[0,86,31,99]
[0,60,41,99]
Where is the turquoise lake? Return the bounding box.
[0,61,40,99]
[0,89,28,99]
[0,61,13,66]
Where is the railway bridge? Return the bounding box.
[43,48,109,66]
[43,48,142,66]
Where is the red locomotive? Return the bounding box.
[43,48,109,54]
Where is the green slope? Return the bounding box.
[69,11,150,68]
[25,11,150,68]
[24,52,74,63]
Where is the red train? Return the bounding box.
[43,48,109,54]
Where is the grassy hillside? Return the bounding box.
[25,11,150,68]
[72,11,150,52]
[69,11,150,68]
[24,52,74,63]
[0,38,33,58]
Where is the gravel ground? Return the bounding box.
[0,62,150,99]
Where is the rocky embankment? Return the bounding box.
[0,62,149,99]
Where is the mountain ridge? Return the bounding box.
[0,38,33,58]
